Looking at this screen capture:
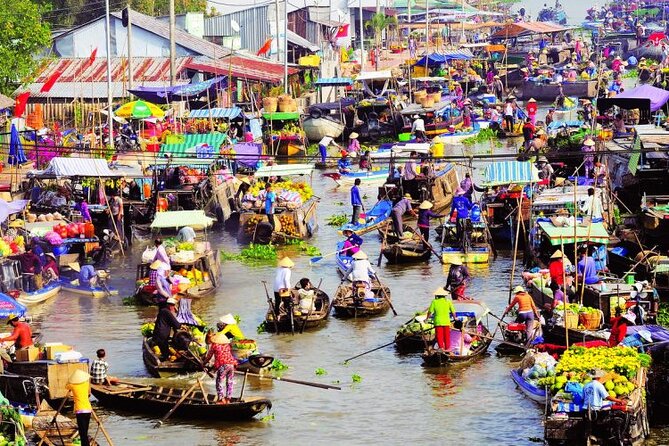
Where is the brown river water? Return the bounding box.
[26,141,669,445]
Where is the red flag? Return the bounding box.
[40,70,63,93]
[87,48,98,66]
[256,38,272,56]
[14,92,31,117]
[335,24,349,38]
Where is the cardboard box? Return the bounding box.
[15,347,40,362]
[45,344,72,360]
[6,360,90,398]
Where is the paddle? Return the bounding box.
[310,249,346,264]
[373,273,397,316]
[343,325,435,363]
[233,370,341,390]
[300,278,322,334]
[154,371,208,428]
[407,226,445,265]
[91,409,115,445]
[262,280,280,333]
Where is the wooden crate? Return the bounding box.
[7,360,89,399]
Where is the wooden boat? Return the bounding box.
[608,241,669,298]
[16,282,61,305]
[382,239,431,264]
[495,323,532,356]
[91,381,271,421]
[303,116,345,141]
[60,278,118,298]
[442,246,490,264]
[510,369,547,404]
[421,300,493,367]
[544,368,649,446]
[331,281,391,318]
[395,313,434,353]
[438,220,491,264]
[518,80,597,101]
[264,287,330,333]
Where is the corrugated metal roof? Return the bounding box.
[204,6,271,54]
[490,21,568,39]
[0,93,13,109]
[186,55,299,83]
[109,9,230,59]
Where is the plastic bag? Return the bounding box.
[142,247,157,263]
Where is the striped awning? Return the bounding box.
[538,221,611,246]
[160,133,226,157]
[482,161,539,186]
[188,108,243,119]
[314,77,354,86]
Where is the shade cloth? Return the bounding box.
[538,221,611,246]
[36,157,119,178]
[188,107,243,119]
[160,134,226,157]
[482,161,540,186]
[232,142,262,168]
[151,210,214,230]
[128,77,227,104]
[614,85,669,112]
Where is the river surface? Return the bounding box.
[27,140,669,445]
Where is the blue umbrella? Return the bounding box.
[8,124,27,166]
[0,292,27,318]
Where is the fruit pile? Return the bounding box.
[247,180,314,203]
[278,214,299,237]
[535,346,651,397]
[243,215,267,235]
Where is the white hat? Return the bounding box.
[68,262,81,272]
[622,312,636,324]
[352,250,368,260]
[638,330,652,343]
[211,332,231,344]
[219,314,236,326]
[419,201,433,210]
[166,297,178,305]
[512,285,526,294]
[349,132,359,139]
[450,258,463,266]
[583,138,596,146]
[68,369,90,384]
[278,257,295,268]
[434,287,449,296]
[150,260,165,270]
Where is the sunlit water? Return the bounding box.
[28,139,669,445]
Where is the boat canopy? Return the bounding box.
[606,84,669,112]
[0,293,26,318]
[490,21,569,39]
[160,133,227,158]
[413,49,474,67]
[482,161,540,186]
[0,199,28,224]
[314,77,353,86]
[34,157,122,178]
[453,300,490,323]
[255,163,314,178]
[188,107,243,119]
[538,221,611,246]
[151,210,214,230]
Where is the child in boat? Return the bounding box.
[204,333,239,404]
[89,348,119,385]
[449,319,473,356]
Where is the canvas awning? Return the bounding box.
[356,71,393,81]
[413,49,474,67]
[611,85,669,112]
[34,157,120,178]
[482,161,540,186]
[255,164,314,178]
[160,133,227,157]
[314,77,353,86]
[188,108,243,119]
[538,221,611,246]
[151,210,214,230]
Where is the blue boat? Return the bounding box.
[335,241,353,278]
[337,199,392,236]
[323,169,389,187]
[17,282,61,306]
[510,369,547,404]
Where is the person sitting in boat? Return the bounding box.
[545,108,555,127]
[417,201,444,246]
[148,260,173,303]
[536,156,554,186]
[0,314,33,350]
[153,298,182,360]
[342,225,363,257]
[43,252,59,284]
[391,193,417,240]
[609,309,635,347]
[344,251,375,298]
[177,226,196,243]
[216,314,245,341]
[449,319,473,356]
[446,258,470,300]
[583,369,624,410]
[90,348,119,385]
[69,261,97,288]
[74,196,92,222]
[426,287,457,353]
[359,150,372,171]
[347,132,360,155]
[620,329,653,352]
[613,113,629,136]
[577,246,600,285]
[338,151,352,174]
[296,278,316,314]
[503,286,540,340]
[204,332,238,405]
[548,249,568,289]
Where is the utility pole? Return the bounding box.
[169,0,176,86]
[127,4,133,90]
[104,0,114,152]
[359,0,364,70]
[275,0,280,62]
[283,0,288,93]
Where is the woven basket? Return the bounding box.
[579,312,601,330]
[263,97,278,113]
[420,97,435,108]
[565,311,579,329]
[430,92,442,103]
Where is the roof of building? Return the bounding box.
[490,21,569,39]
[186,54,299,83]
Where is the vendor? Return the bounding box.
[43,253,60,283]
[74,196,92,222]
[338,151,352,174]
[577,246,600,285]
[149,260,172,302]
[609,309,635,346]
[69,261,97,287]
[342,225,363,257]
[216,314,245,340]
[583,369,624,410]
[0,314,33,350]
[10,249,43,292]
[152,298,182,360]
[296,278,317,314]
[177,226,196,243]
[153,239,171,269]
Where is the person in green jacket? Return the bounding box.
[426,287,457,352]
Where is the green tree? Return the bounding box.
[365,12,396,48]
[0,0,51,95]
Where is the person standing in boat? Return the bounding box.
[204,332,238,405]
[580,187,603,221]
[449,187,472,246]
[503,286,540,339]
[391,193,417,239]
[342,226,363,257]
[577,246,600,285]
[350,178,363,225]
[411,115,427,142]
[318,136,341,165]
[426,287,457,353]
[108,190,125,248]
[548,249,567,289]
[417,201,444,245]
[153,239,171,270]
[264,183,277,231]
[347,132,360,155]
[66,370,92,446]
[445,258,471,300]
[0,314,34,350]
[152,297,182,360]
[492,75,504,103]
[273,257,294,315]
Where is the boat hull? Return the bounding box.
[17,283,61,305]
[303,117,345,141]
[510,369,547,403]
[519,80,597,101]
[421,326,492,367]
[382,242,431,264]
[441,247,490,264]
[60,279,118,298]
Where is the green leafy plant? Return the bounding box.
[326,214,349,226]
[270,359,289,371]
[260,413,275,422]
[122,295,140,306]
[256,321,267,334]
[462,128,501,146]
[315,368,327,376]
[351,373,362,383]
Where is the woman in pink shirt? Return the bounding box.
[449,319,473,355]
[204,332,239,404]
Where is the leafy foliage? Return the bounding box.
[0,0,51,95]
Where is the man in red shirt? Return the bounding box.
[0,315,33,349]
[548,249,566,287]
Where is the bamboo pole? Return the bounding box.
[99,178,125,257]
[508,190,524,304]
[561,235,568,346]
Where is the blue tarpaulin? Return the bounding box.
[413,49,474,67]
[8,124,27,166]
[482,161,540,186]
[128,76,227,104]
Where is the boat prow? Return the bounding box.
[510,369,547,403]
[60,279,118,298]
[17,282,61,305]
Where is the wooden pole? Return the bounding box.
[579,186,598,305]
[91,409,115,445]
[99,178,125,256]
[561,235,568,346]
[509,191,524,303]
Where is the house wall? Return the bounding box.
[204,6,271,54]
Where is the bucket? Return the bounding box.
[625,273,636,284]
[263,97,278,113]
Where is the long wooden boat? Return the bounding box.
[91,381,271,421]
[544,368,649,445]
[264,288,330,333]
[382,240,431,264]
[395,313,434,353]
[17,282,61,305]
[511,369,547,404]
[60,278,118,298]
[438,221,491,264]
[442,246,490,264]
[421,325,492,366]
[331,281,391,318]
[495,323,531,356]
[518,80,597,101]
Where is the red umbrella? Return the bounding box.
[647,32,667,45]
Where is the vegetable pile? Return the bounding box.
[326,214,349,227]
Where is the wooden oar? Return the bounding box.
[154,371,208,428]
[234,370,341,390]
[344,325,435,363]
[373,273,397,316]
[300,278,322,334]
[310,249,346,264]
[407,226,445,264]
[262,280,280,333]
[91,409,115,445]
